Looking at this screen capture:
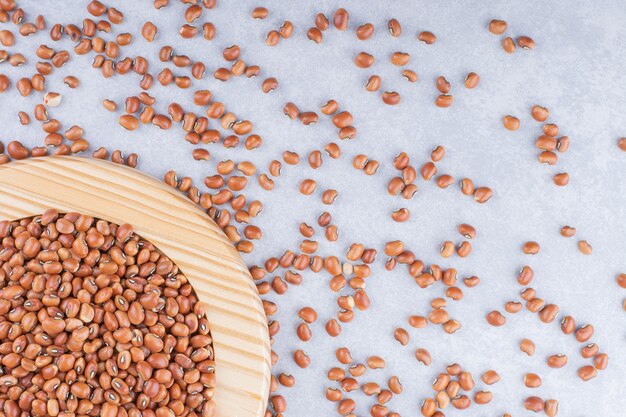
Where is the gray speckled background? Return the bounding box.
[1,0,626,416]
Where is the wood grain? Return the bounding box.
[0,156,270,417]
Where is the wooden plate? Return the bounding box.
[0,156,270,417]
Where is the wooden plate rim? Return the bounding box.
[0,156,270,417]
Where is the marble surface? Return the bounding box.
[1,0,625,415]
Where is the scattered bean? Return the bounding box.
[489,19,507,35]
